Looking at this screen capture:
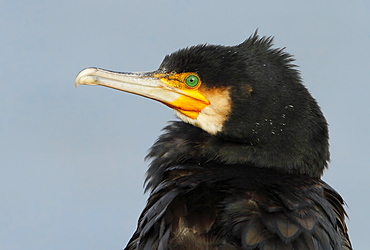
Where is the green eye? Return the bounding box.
[185,75,200,88]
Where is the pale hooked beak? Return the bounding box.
[75,67,209,119]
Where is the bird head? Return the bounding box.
[76,33,329,177]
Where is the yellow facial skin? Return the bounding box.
[154,72,209,119]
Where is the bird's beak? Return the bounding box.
[75,67,210,119]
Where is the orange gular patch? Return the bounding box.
[169,92,210,119]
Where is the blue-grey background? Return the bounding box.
[1,1,369,249]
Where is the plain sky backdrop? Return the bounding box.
[1,1,369,249]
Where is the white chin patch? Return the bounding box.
[175,110,223,135]
[175,87,231,135]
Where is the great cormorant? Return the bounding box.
[76,33,352,249]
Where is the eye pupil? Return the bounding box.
[185,75,199,87]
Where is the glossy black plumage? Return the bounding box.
[115,34,351,249]
[126,122,350,249]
